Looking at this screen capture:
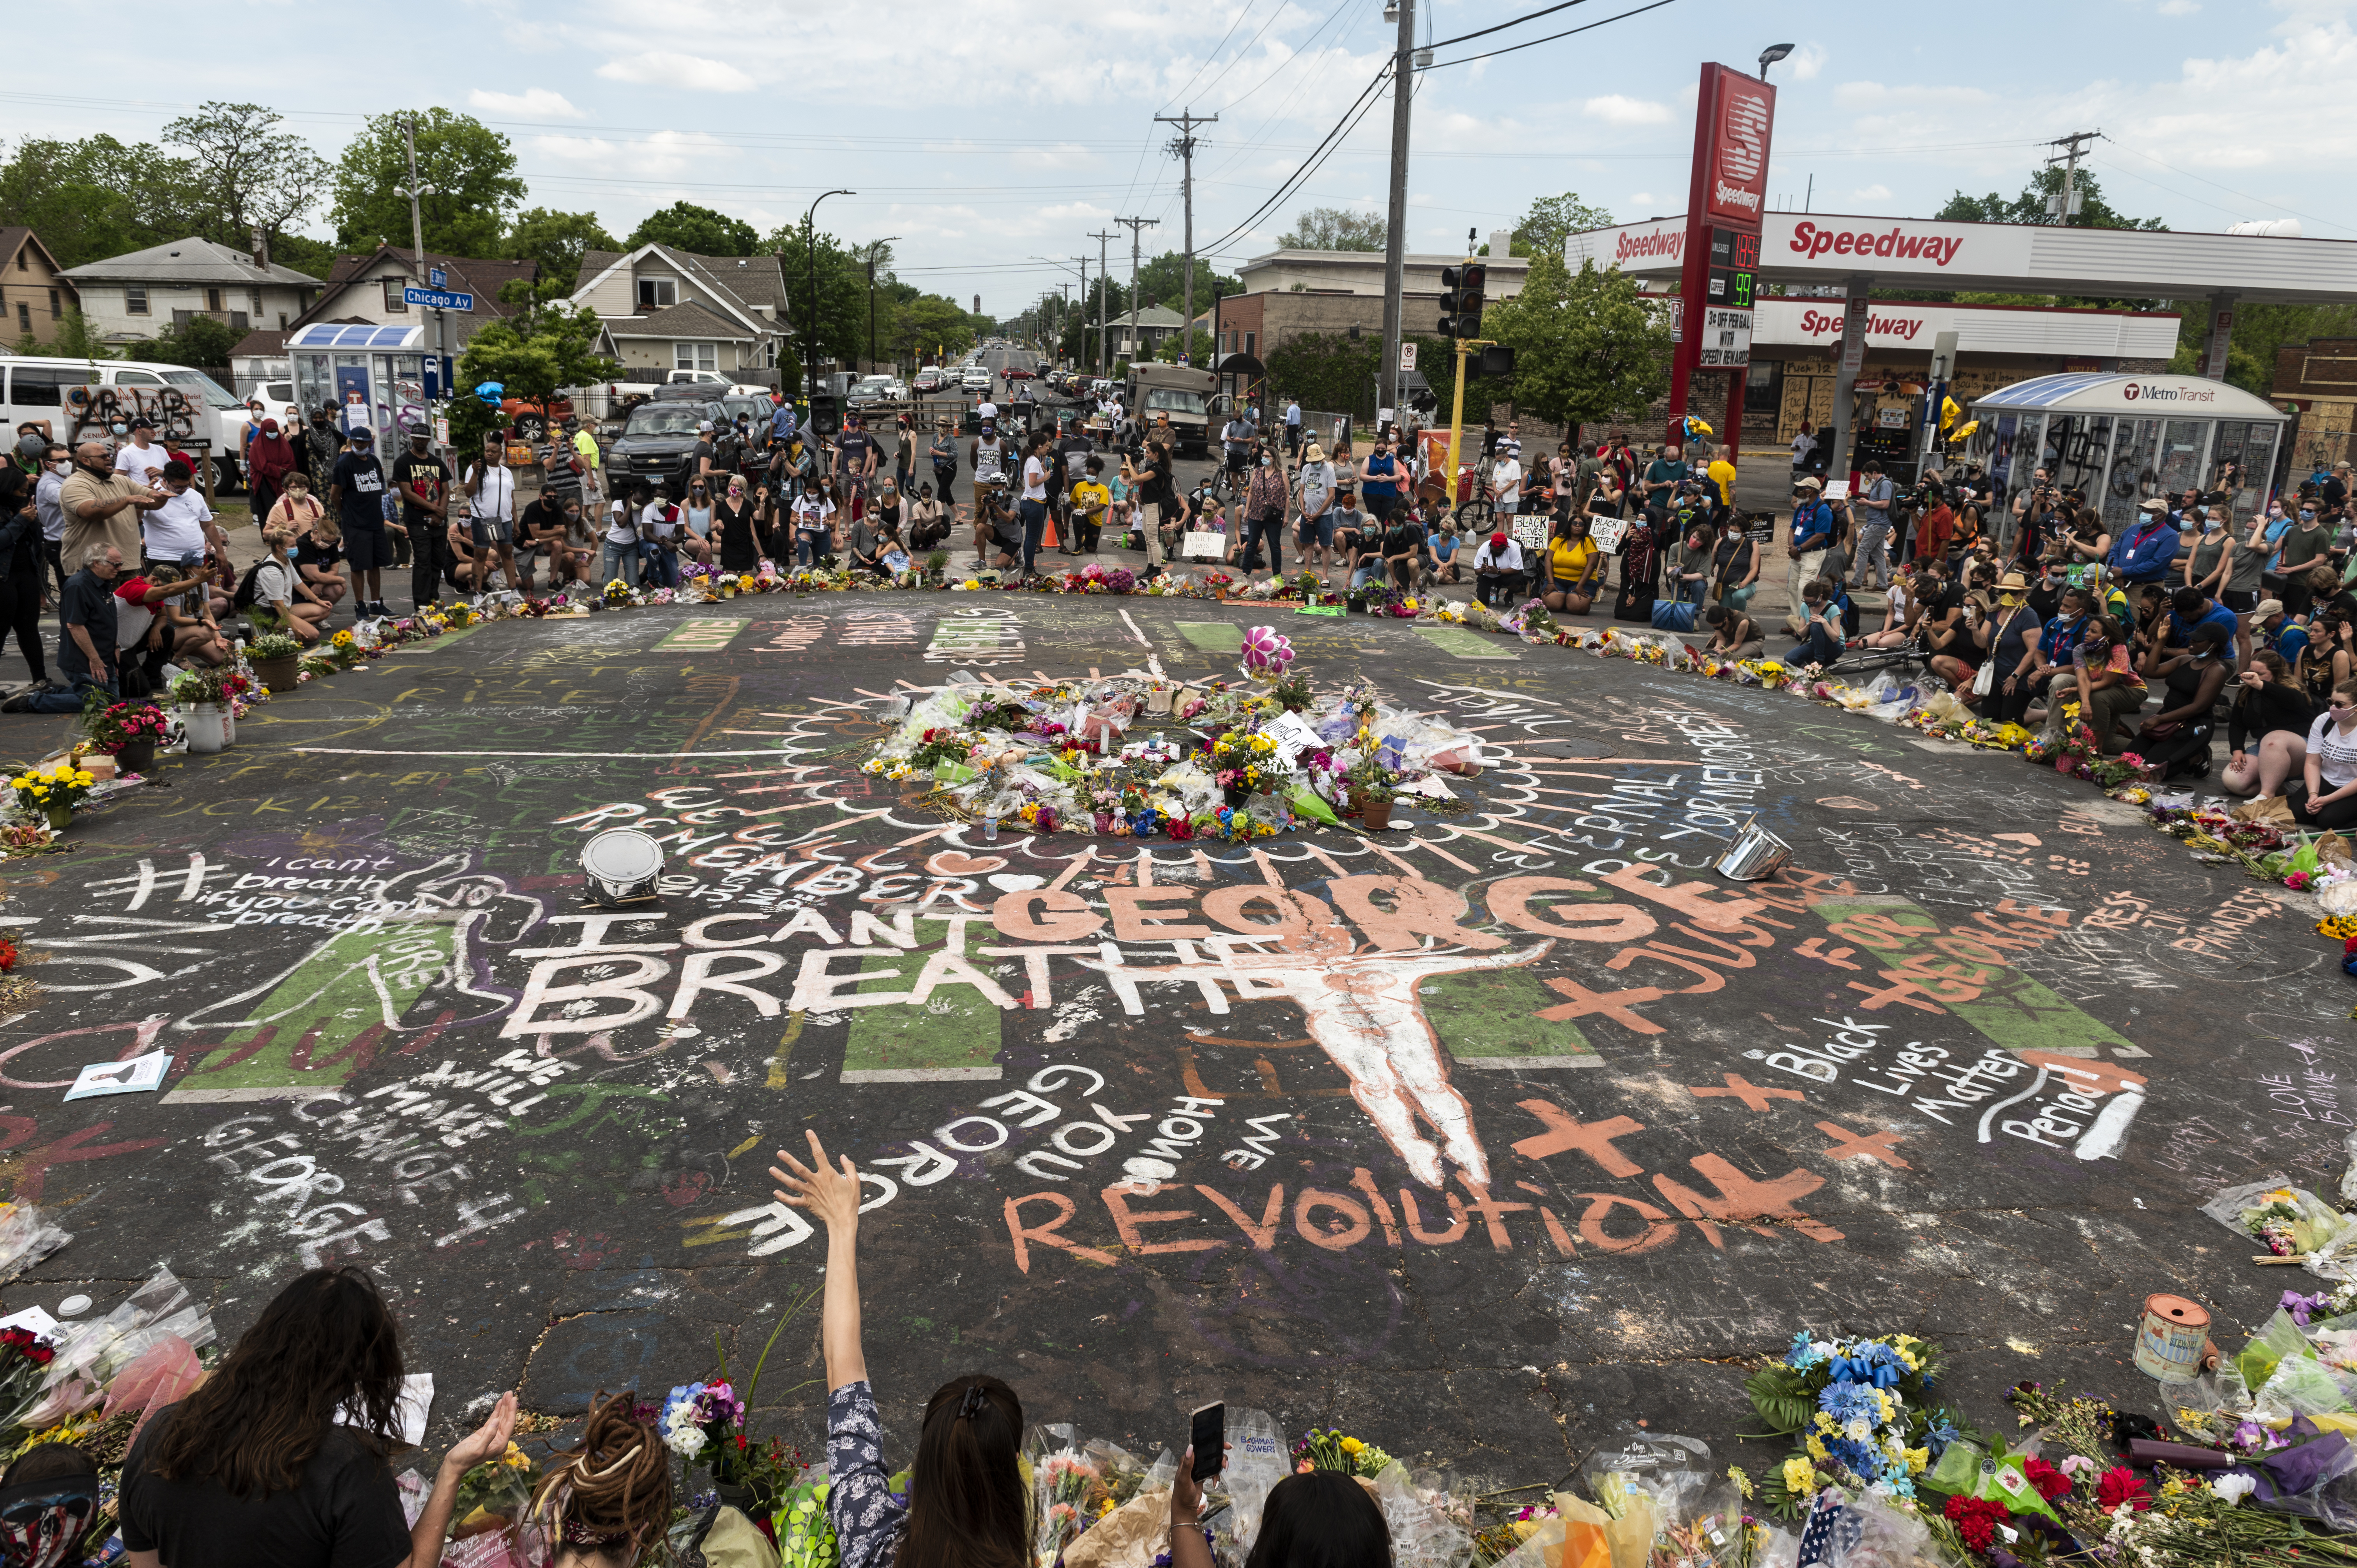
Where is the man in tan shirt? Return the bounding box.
[59,440,163,566]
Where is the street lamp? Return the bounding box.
[1757,42,1795,79]
[863,237,900,380]
[804,189,853,404]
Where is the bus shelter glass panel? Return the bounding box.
[2048,414,2113,503]
[2104,418,2163,533]
[1985,413,2021,499]
[2158,419,2209,498]
[2209,421,2281,521]
[294,353,328,419]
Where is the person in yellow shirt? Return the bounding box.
[1067,454,1113,553]
[1543,512,1604,615]
[1707,444,1738,507]
[566,416,603,509]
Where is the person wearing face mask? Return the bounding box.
[1239,444,1288,582]
[0,477,50,693]
[33,443,71,605]
[713,476,762,574]
[2276,501,2334,621]
[2134,622,2232,779]
[301,403,343,494]
[60,440,166,569]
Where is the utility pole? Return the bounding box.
[862,237,900,376]
[1156,109,1217,364]
[2044,129,2098,223]
[1378,0,1416,430]
[1117,216,1157,370]
[393,115,441,459]
[1088,229,1116,377]
[1073,255,1090,370]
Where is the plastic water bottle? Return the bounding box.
[981,815,999,844]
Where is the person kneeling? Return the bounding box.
[1472,531,1528,608]
[1786,581,1846,667]
[1702,603,1763,660]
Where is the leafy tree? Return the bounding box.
[760,222,865,385]
[1154,328,1215,365]
[1265,331,1455,420]
[891,294,975,367]
[163,102,330,258]
[2167,300,2357,398]
[268,232,337,280]
[0,135,210,269]
[1479,251,1671,429]
[1277,207,1387,252]
[456,300,619,435]
[1501,192,1614,258]
[504,208,618,293]
[627,201,758,258]
[129,314,242,370]
[1133,250,1241,316]
[14,307,114,361]
[330,110,524,258]
[1935,166,2163,231]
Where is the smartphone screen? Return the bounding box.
[1189,1402,1224,1482]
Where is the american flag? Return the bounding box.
[1795,1490,1857,1568]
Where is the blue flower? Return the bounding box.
[1820,1382,1880,1424]
[1887,1475,1917,1500]
[1786,1331,1827,1370]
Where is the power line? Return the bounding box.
[1157,0,1262,114]
[1424,0,1600,52]
[1194,65,1394,257]
[1416,0,1677,70]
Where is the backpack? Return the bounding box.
[233,559,269,611]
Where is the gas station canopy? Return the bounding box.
[1568,212,2357,305]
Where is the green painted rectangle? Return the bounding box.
[193,921,458,1089]
[1813,896,2133,1055]
[1415,625,1518,660]
[1294,605,1345,616]
[1175,621,1243,653]
[1423,966,1597,1065]
[840,951,1004,1082]
[656,618,746,652]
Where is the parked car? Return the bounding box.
[1,355,251,489]
[913,368,946,394]
[846,375,897,409]
[605,396,743,496]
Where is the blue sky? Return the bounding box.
[3,0,2350,314]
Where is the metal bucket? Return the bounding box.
[1714,814,1792,881]
[2135,1293,2213,1382]
[581,828,665,906]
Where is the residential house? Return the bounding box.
[571,244,792,386]
[0,230,76,348]
[229,330,291,393]
[58,237,320,346]
[281,244,539,350]
[1108,304,1188,362]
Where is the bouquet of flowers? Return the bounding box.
[9,759,95,820]
[80,696,170,755]
[602,578,634,606]
[658,1380,745,1470]
[1746,1330,1952,1515]
[2024,718,2099,773]
[449,1441,542,1538]
[1293,1426,1393,1478]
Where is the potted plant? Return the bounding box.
[247,631,302,694]
[168,668,228,755]
[1350,761,1397,830]
[81,693,170,774]
[10,758,97,832]
[925,547,951,586]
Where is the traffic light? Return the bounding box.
[1438,263,1486,339]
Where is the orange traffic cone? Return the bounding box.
[1043,511,1062,550]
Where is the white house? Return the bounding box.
[58,237,321,345]
[570,244,790,385]
[284,244,539,350]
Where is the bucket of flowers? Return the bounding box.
[9,758,97,832]
[81,694,170,773]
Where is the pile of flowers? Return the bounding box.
[860,655,1480,842]
[7,760,96,823]
[1294,1426,1394,1477]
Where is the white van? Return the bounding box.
[0,356,253,487]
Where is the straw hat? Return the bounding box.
[1304,442,1325,462]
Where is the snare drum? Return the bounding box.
[580,828,664,904]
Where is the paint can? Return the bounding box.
[1715,814,1793,881]
[580,827,664,906]
[2136,1293,2214,1382]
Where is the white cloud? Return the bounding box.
[531,129,728,180]
[1582,95,1671,126]
[466,87,584,118]
[594,51,754,92]
[2158,0,2200,12]
[1628,193,1657,210]
[1784,42,1827,81]
[1851,184,1893,201]
[1833,81,1992,108]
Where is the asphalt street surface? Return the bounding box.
[0,585,2335,1475]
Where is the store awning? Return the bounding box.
[1217,353,1265,378]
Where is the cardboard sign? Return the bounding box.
[1182,531,1226,559]
[1588,517,1630,554]
[1510,516,1549,549]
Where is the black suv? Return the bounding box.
[606,395,744,497]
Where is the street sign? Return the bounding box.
[403,285,474,312]
[428,267,447,289]
[1399,342,1417,373]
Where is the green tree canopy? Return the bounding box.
[129,314,241,371]
[1935,165,2163,231]
[627,201,758,258]
[1499,192,1615,258]
[330,109,524,258]
[1277,207,1387,251]
[1132,250,1241,316]
[1479,250,1671,428]
[0,134,210,269]
[505,208,619,293]
[455,301,618,439]
[163,102,330,253]
[761,222,866,380]
[891,294,975,366]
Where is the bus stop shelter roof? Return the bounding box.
[1566,212,2357,305]
[1969,371,2289,420]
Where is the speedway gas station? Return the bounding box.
[1564,62,2357,509]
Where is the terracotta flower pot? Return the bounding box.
[1362,800,1394,830]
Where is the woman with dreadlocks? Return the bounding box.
[530,1393,672,1566]
[772,1130,1030,1568]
